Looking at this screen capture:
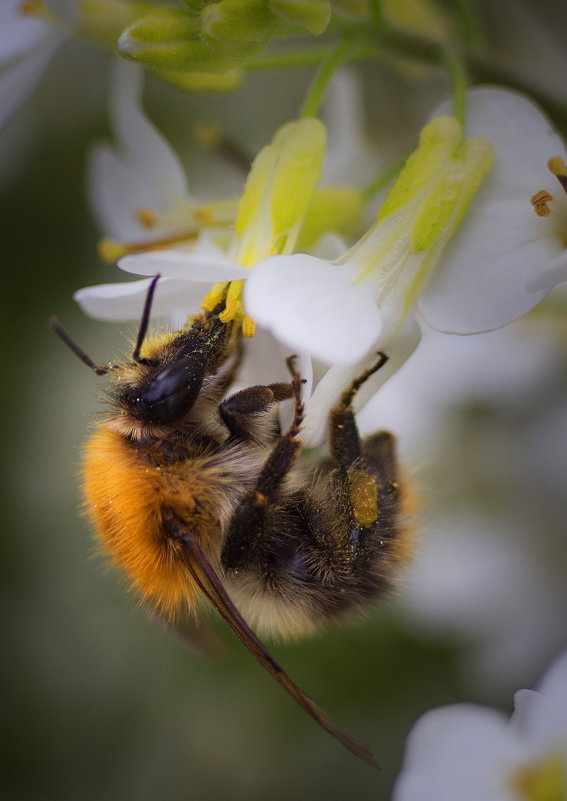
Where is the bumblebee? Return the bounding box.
[49,276,412,768]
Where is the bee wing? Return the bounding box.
[164,610,228,657]
[174,529,379,769]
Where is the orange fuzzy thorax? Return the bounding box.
[81,427,224,617]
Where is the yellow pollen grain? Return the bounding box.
[531,189,553,217]
[136,209,157,228]
[350,470,379,528]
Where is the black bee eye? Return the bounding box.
[139,355,206,423]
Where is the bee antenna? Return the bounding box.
[132,274,160,363]
[48,316,109,376]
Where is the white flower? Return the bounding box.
[244,88,567,370]
[88,59,239,261]
[245,112,493,366]
[392,648,567,801]
[422,88,567,334]
[0,0,69,130]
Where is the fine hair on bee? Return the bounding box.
[49,275,414,769]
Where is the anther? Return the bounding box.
[531,189,553,217]
[548,156,567,194]
[136,208,158,228]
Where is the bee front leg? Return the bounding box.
[219,382,295,441]
[221,371,305,571]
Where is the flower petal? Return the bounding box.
[110,59,189,200]
[88,142,166,241]
[302,318,421,447]
[522,649,567,755]
[118,249,250,282]
[0,32,64,129]
[393,704,524,801]
[88,59,191,240]
[245,253,383,365]
[322,67,379,186]
[0,0,55,62]
[421,88,567,333]
[74,276,203,321]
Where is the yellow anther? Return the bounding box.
[136,208,158,228]
[201,282,227,312]
[531,189,553,217]
[219,280,244,323]
[242,315,256,337]
[509,753,565,801]
[194,208,215,226]
[19,0,44,14]
[548,157,567,177]
[98,238,128,263]
[548,156,567,196]
[194,122,223,150]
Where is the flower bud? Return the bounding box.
[270,0,331,34]
[118,9,234,72]
[200,0,283,57]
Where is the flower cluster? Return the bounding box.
[75,60,567,445]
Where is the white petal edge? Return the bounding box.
[110,59,189,200]
[392,704,525,801]
[302,318,421,447]
[245,254,383,365]
[0,32,64,129]
[74,276,203,321]
[522,648,567,754]
[118,250,250,282]
[421,88,567,333]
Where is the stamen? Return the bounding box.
[201,282,227,313]
[20,0,44,14]
[136,208,158,228]
[194,122,222,149]
[548,156,567,195]
[219,280,244,323]
[194,208,214,226]
[97,228,200,263]
[531,189,553,217]
[194,122,251,173]
[242,315,256,337]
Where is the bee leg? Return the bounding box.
[221,374,305,571]
[219,382,294,441]
[329,352,388,469]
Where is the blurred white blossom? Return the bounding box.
[393,648,567,801]
[368,309,567,688]
[0,0,69,129]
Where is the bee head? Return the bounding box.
[49,275,236,427]
[119,311,234,425]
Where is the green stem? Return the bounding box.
[363,152,409,200]
[453,0,483,48]
[443,50,467,128]
[299,39,357,119]
[244,46,380,71]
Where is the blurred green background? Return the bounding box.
[2,4,567,799]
